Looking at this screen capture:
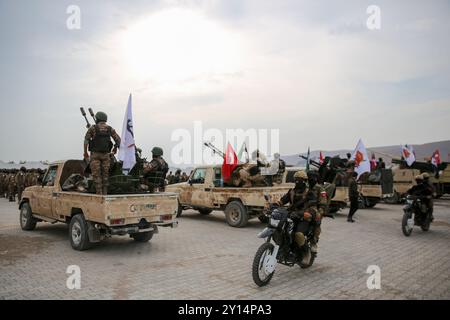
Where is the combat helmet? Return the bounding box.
[151,147,164,156]
[294,170,308,181]
[95,111,108,122]
[421,172,430,180]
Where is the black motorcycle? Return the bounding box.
[401,195,432,236]
[252,197,316,287]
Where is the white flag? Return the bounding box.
[118,94,136,175]
[351,139,371,178]
[402,144,416,166]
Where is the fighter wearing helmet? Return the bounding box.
[407,173,434,219]
[277,170,320,265]
[144,147,169,192]
[84,111,121,195]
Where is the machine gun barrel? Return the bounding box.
[88,108,96,123]
[80,107,91,129]
[299,155,321,168]
[204,142,225,158]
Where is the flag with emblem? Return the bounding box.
[118,94,136,175]
[402,144,416,166]
[351,139,370,178]
[431,149,441,168]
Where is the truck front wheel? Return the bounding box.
[225,201,249,228]
[69,214,92,251]
[20,203,37,231]
[131,231,154,242]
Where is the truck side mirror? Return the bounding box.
[188,179,193,186]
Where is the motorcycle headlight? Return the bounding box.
[270,218,280,228]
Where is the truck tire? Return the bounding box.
[176,201,183,217]
[20,202,37,231]
[365,198,378,208]
[225,201,248,228]
[384,192,400,204]
[131,231,154,242]
[69,214,93,251]
[198,208,213,215]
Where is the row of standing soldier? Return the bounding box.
[0,168,45,203]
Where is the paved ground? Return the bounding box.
[0,197,449,300]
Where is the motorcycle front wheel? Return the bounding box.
[402,211,413,236]
[252,242,276,287]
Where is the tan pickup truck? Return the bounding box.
[166,165,292,227]
[19,160,178,250]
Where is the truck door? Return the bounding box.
[31,165,58,218]
[186,168,214,208]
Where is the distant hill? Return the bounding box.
[2,140,448,170]
[283,140,450,166]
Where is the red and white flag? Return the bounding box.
[319,151,324,164]
[431,150,441,167]
[402,144,416,166]
[222,143,238,183]
[351,139,371,178]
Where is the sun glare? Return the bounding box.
[120,8,241,83]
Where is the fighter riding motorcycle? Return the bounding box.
[252,196,316,287]
[401,195,433,236]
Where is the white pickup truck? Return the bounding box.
[19,160,178,250]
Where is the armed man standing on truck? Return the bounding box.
[83,111,121,195]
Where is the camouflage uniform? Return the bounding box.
[15,168,27,202]
[310,183,328,246]
[84,121,121,195]
[8,173,16,202]
[144,156,169,192]
[0,171,6,197]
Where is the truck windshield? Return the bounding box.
[191,169,206,184]
[43,166,58,186]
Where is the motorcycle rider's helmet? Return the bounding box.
[415,174,424,183]
[294,170,308,182]
[421,172,430,180]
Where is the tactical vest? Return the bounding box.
[146,158,169,187]
[89,125,113,153]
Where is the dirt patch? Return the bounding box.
[0,234,56,266]
[432,221,450,228]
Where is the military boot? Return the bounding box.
[310,241,318,253]
[301,247,311,265]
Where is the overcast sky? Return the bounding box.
[0,0,449,165]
